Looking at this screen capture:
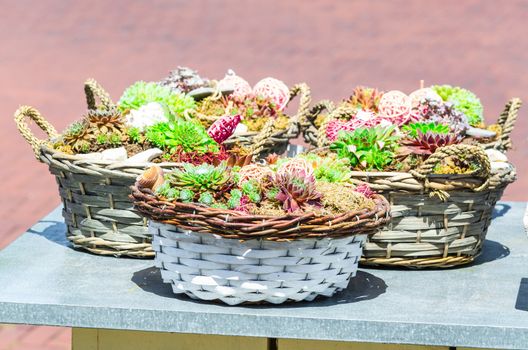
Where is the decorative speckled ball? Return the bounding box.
[378,90,412,125]
[325,111,391,141]
[207,114,241,144]
[326,120,357,141]
[409,88,442,106]
[218,70,252,98]
[409,88,442,121]
[253,77,290,111]
[354,183,375,198]
[237,164,274,186]
[276,158,315,179]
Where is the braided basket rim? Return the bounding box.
[308,146,515,193]
[130,184,390,241]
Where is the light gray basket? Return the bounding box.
[150,221,367,305]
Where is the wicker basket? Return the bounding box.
[326,144,515,268]
[193,83,312,157]
[131,182,390,305]
[14,79,180,258]
[303,98,522,153]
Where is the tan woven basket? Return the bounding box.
[15,77,307,257]
[361,146,514,268]
[311,144,515,268]
[131,179,390,304]
[192,83,312,156]
[14,79,174,257]
[303,98,522,153]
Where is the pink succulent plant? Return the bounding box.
[354,183,375,198]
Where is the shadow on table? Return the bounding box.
[472,239,510,266]
[515,278,528,312]
[132,267,177,299]
[27,220,70,247]
[131,267,387,306]
[278,270,387,308]
[493,203,511,219]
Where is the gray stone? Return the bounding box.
[486,149,508,163]
[0,202,527,349]
[233,123,248,135]
[187,87,234,101]
[123,148,163,164]
[101,147,127,161]
[491,162,513,172]
[466,127,497,138]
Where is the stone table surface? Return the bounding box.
[0,203,527,349]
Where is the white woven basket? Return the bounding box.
[150,221,367,305]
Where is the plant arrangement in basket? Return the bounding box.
[192,70,292,135]
[51,69,261,164]
[320,84,505,142]
[130,147,391,306]
[315,84,513,174]
[138,154,378,217]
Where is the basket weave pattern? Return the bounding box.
[151,222,367,305]
[40,145,176,257]
[14,79,174,257]
[345,145,516,268]
[361,178,509,268]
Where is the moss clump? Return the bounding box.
[314,114,328,128]
[433,156,478,175]
[249,200,285,216]
[316,182,375,214]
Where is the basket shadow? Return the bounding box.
[131,267,387,306]
[27,220,71,247]
[261,270,388,308]
[132,266,179,299]
[472,239,510,266]
[492,203,511,219]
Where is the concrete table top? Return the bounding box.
[0,202,527,349]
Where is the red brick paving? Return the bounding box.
[1,1,528,349]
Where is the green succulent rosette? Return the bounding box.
[432,85,484,126]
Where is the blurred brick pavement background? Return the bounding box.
[1,0,527,349]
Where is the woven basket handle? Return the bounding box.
[14,106,59,159]
[411,144,491,192]
[249,118,275,156]
[84,78,115,110]
[304,99,335,138]
[287,83,312,128]
[317,105,356,148]
[249,83,312,156]
[493,98,522,151]
[306,99,335,123]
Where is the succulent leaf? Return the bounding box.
[118,81,195,118]
[274,169,322,213]
[145,119,219,154]
[167,163,231,194]
[330,126,399,171]
[432,85,483,126]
